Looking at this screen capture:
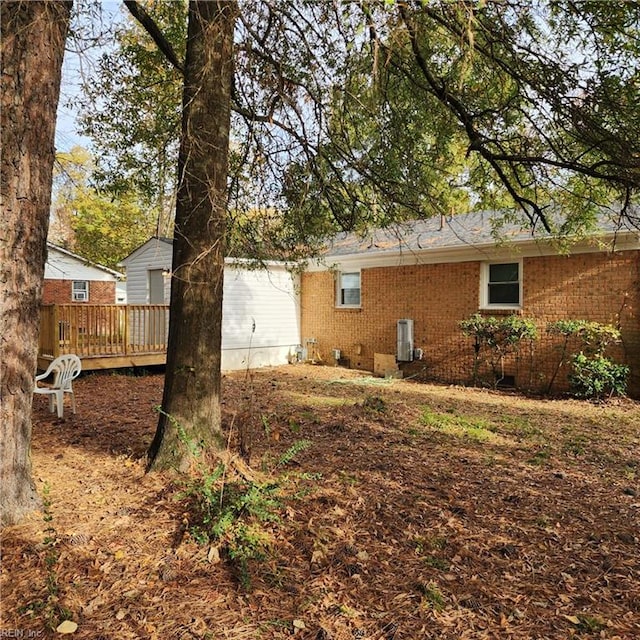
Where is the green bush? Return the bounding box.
[568,352,629,399]
[547,320,622,355]
[547,320,627,398]
[460,313,538,386]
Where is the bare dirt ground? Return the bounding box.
[2,364,640,639]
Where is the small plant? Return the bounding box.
[261,414,271,437]
[416,581,446,611]
[565,613,606,633]
[287,417,302,434]
[20,484,74,630]
[413,534,447,556]
[362,395,386,413]
[176,417,312,588]
[42,485,58,587]
[181,465,282,588]
[423,555,450,571]
[276,439,311,468]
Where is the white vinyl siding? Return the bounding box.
[45,247,120,282]
[121,238,301,371]
[221,265,300,370]
[120,239,172,304]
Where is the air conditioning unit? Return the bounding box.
[73,292,87,302]
[397,319,414,362]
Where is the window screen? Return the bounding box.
[339,272,361,306]
[488,263,520,305]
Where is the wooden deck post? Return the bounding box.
[52,304,60,358]
[123,305,129,356]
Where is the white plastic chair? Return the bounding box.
[33,355,82,418]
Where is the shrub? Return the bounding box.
[568,352,629,399]
[547,320,627,398]
[460,313,538,387]
[547,320,622,356]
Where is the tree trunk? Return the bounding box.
[147,1,237,471]
[0,1,72,526]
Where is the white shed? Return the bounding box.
[119,237,301,371]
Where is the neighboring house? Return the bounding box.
[119,237,301,371]
[44,242,125,305]
[301,210,640,397]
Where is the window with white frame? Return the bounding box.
[72,280,89,302]
[336,271,361,307]
[481,261,521,308]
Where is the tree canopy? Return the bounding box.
[74,0,639,251]
[73,0,184,238]
[50,146,156,269]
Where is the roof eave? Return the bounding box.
[306,230,639,272]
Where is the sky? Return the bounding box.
[55,1,123,152]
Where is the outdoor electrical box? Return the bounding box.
[397,319,414,362]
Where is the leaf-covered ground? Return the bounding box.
[2,364,639,639]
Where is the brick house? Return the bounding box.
[43,243,125,305]
[300,210,640,397]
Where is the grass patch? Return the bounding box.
[419,408,504,443]
[283,391,355,407]
[496,415,543,439]
[563,434,590,456]
[528,448,551,466]
[423,555,450,571]
[622,464,636,481]
[328,376,396,387]
[416,582,446,611]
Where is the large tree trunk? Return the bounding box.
[0,1,72,526]
[147,1,237,471]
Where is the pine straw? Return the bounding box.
[2,364,640,639]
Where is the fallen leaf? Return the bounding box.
[56,620,78,634]
[207,545,221,564]
[311,549,325,564]
[563,615,581,625]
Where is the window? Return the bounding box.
[336,271,361,307]
[72,280,89,302]
[481,262,521,308]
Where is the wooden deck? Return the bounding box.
[38,304,170,371]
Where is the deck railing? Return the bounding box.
[39,304,170,359]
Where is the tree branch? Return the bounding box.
[123,0,184,75]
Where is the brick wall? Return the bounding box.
[42,280,117,304]
[300,250,640,397]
